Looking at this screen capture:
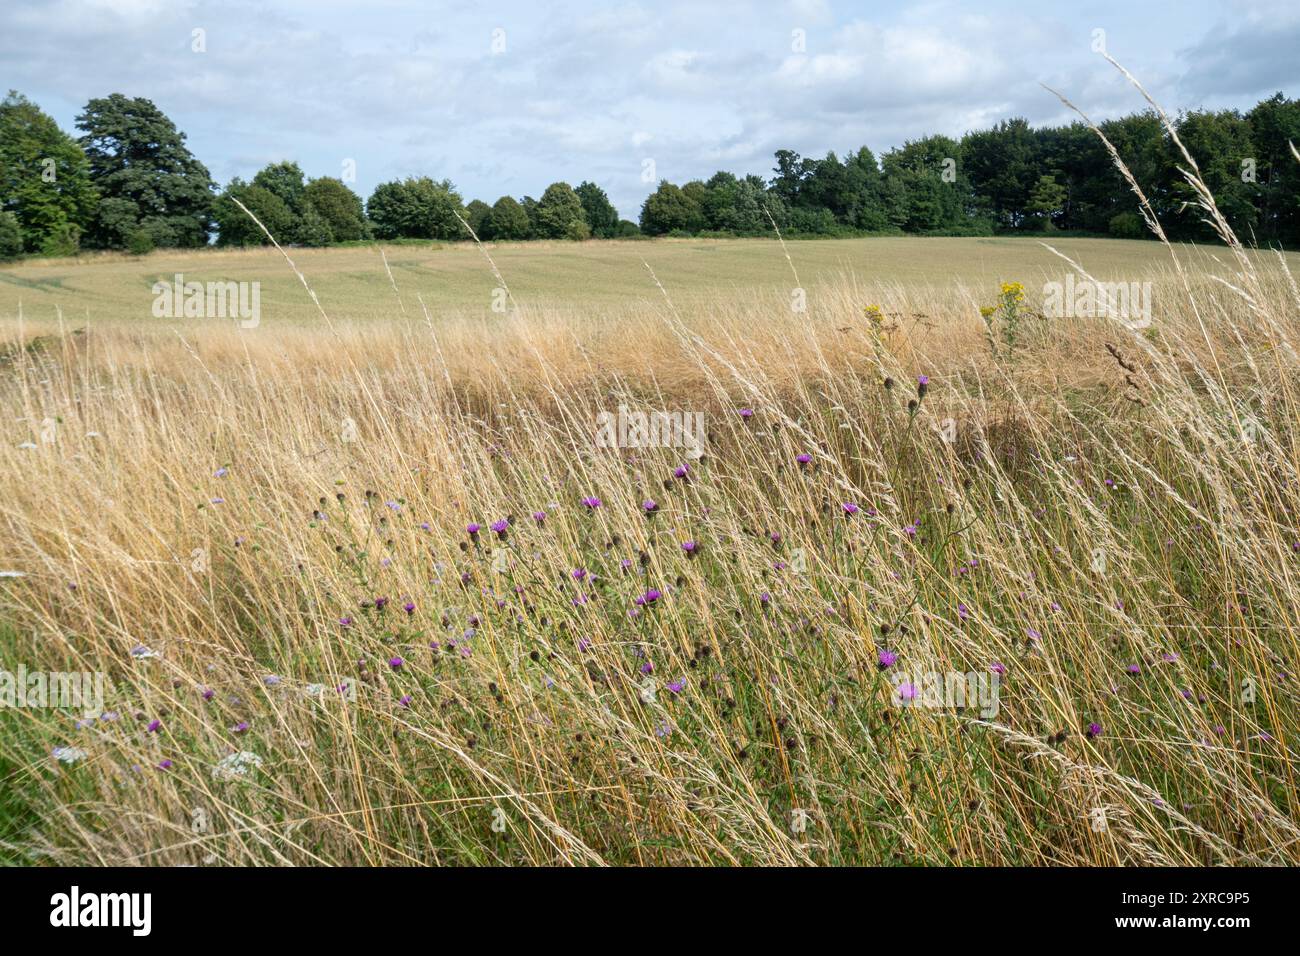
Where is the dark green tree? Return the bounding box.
[575,181,619,238]
[486,196,530,240]
[76,93,215,248]
[639,181,701,235]
[0,91,98,254]
[366,177,464,240]
[213,179,294,246]
[302,176,368,242]
[535,182,587,239]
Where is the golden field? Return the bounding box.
[2,229,1300,866]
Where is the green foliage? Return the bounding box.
[1109,211,1145,239]
[214,180,294,246]
[485,196,530,241]
[464,199,492,237]
[575,181,619,238]
[0,210,23,259]
[0,91,99,254]
[535,182,587,239]
[39,220,81,257]
[1025,174,1067,229]
[76,93,215,248]
[639,180,701,235]
[126,227,154,256]
[366,177,465,240]
[302,177,368,242]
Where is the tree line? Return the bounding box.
[2,88,1298,261]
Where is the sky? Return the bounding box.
[3,0,1298,219]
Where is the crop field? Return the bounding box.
[0,235,1205,326]
[3,226,1300,867]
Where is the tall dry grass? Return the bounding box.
[2,76,1300,865]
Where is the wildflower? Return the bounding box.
[990,661,1006,676]
[1026,627,1042,642]
[404,600,416,615]
[878,649,897,669]
[532,510,546,524]
[374,596,389,611]
[389,657,404,670]
[466,522,481,537]
[232,721,249,734]
[201,688,215,701]
[681,540,698,557]
[641,661,654,675]
[738,408,754,419]
[897,682,918,701]
[212,751,263,780]
[760,591,771,604]
[491,519,510,539]
[264,675,281,686]
[673,465,689,480]
[1086,722,1102,739]
[399,694,412,708]
[147,719,162,733]
[916,375,929,400]
[666,678,685,694]
[572,568,588,581]
[339,616,353,628]
[157,759,173,770]
[958,602,970,620]
[52,746,87,764]
[1126,664,1141,675]
[581,496,602,509]
[214,467,228,478]
[842,502,860,515]
[634,589,662,607]
[642,499,659,514]
[796,453,812,467]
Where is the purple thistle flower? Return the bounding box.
[390,656,404,670]
[201,688,215,701]
[897,682,917,701]
[673,465,689,480]
[466,522,481,536]
[642,499,659,514]
[491,519,510,538]
[635,588,662,607]
[404,601,416,615]
[990,661,1006,676]
[232,721,249,734]
[399,694,412,708]
[572,568,588,581]
[581,496,602,509]
[147,719,161,733]
[842,502,860,515]
[738,408,754,419]
[877,648,897,669]
[532,510,546,524]
[157,759,173,770]
[681,540,698,555]
[339,616,353,628]
[666,678,685,694]
[796,453,812,466]
[1086,722,1103,739]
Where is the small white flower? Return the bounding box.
[212,751,263,781]
[52,746,87,764]
[130,645,159,660]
